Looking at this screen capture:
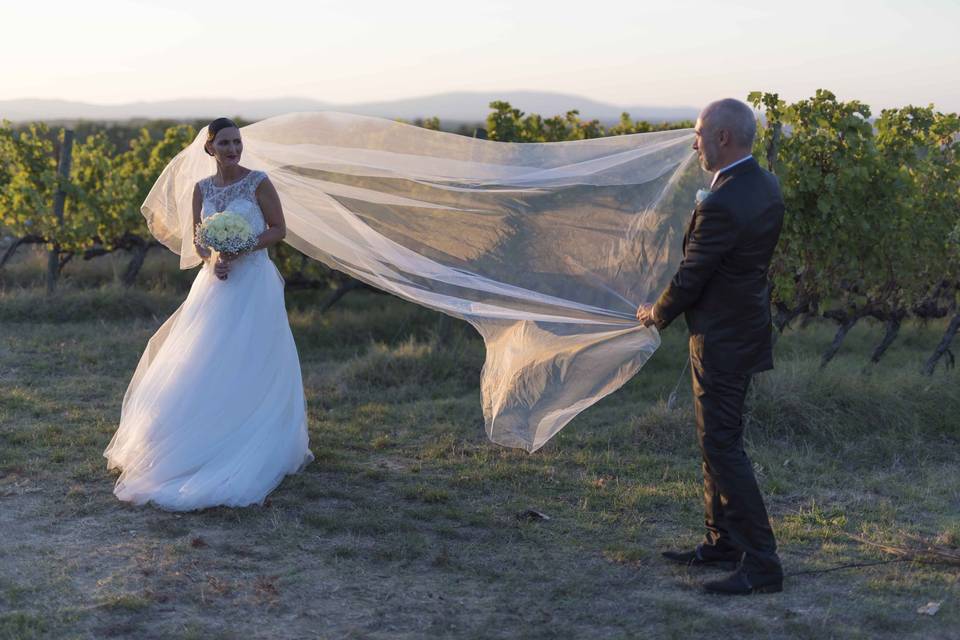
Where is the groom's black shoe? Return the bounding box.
[703,567,783,595]
[661,544,741,571]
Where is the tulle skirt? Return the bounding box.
[104,251,313,511]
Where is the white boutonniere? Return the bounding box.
[695,188,711,205]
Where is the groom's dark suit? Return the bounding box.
[651,156,784,575]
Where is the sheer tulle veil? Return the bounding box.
[141,112,705,451]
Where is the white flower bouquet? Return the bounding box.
[195,211,258,254]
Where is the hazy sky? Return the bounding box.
[3,0,958,111]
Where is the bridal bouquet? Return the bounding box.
[196,211,258,254]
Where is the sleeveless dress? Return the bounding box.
[104,170,313,511]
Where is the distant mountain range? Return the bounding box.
[0,91,698,124]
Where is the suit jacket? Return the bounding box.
[651,157,784,374]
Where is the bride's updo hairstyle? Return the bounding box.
[204,117,240,156]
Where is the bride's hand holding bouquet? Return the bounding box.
[195,210,258,280]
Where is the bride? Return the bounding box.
[103,117,313,511]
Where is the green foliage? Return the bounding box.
[415,116,441,130]
[750,90,960,329]
[874,106,960,313]
[100,124,197,250]
[751,91,878,316]
[3,96,957,333]
[68,131,127,250]
[485,101,690,142]
[607,111,695,136]
[0,122,197,285]
[0,122,60,246]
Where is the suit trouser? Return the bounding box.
[690,356,781,574]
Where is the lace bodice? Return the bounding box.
[199,170,268,236]
[198,170,270,266]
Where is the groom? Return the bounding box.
[636,98,785,595]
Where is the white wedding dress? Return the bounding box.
[104,170,313,511]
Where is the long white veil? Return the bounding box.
[141,112,704,451]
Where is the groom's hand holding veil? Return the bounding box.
[636,304,656,327]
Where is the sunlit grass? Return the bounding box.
[1,255,958,638]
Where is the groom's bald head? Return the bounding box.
[694,99,757,171]
[701,99,757,148]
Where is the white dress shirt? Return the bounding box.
[710,155,754,188]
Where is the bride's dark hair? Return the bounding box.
[204,117,240,156]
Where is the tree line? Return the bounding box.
[749,90,959,374]
[1,93,957,372]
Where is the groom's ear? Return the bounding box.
[717,128,731,147]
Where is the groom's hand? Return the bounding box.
[636,304,656,327]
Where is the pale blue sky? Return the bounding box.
[3,0,958,111]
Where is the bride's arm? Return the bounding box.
[251,177,287,251]
[192,184,212,262]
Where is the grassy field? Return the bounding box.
[1,251,959,639]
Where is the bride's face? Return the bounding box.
[210,127,243,166]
